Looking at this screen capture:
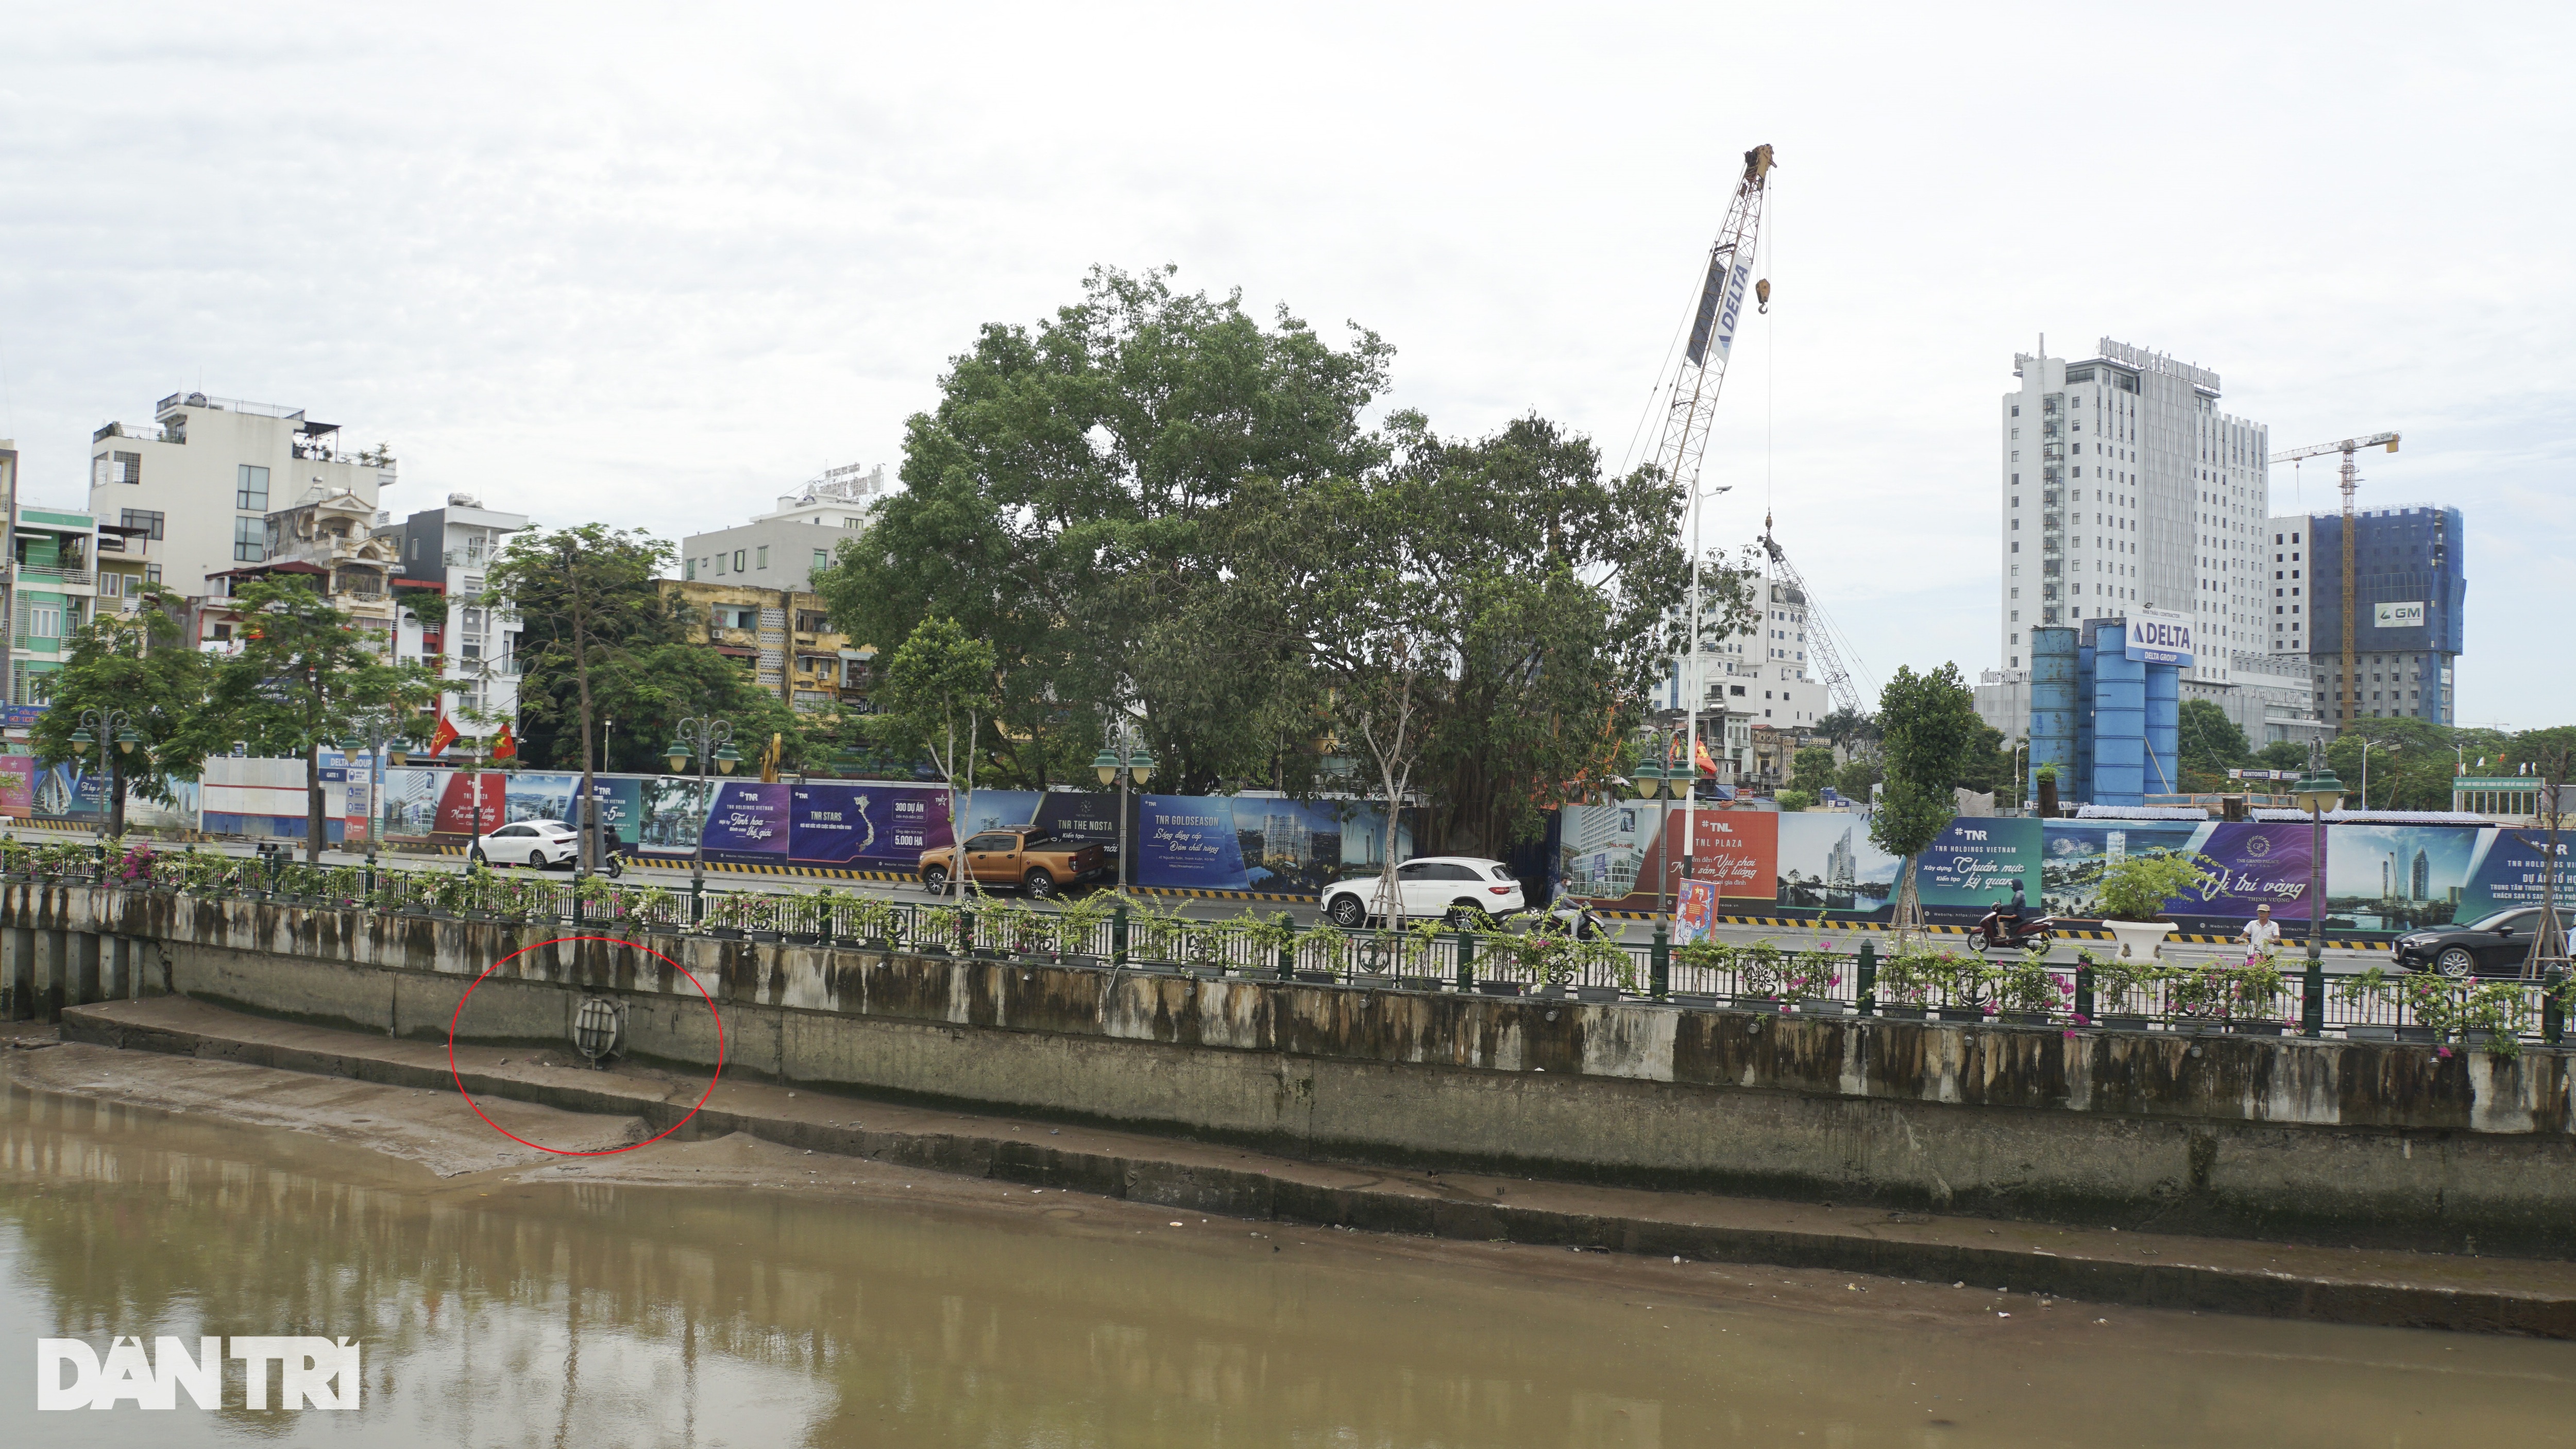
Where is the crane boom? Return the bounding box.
[2266,431,2402,733]
[1758,517,1868,716]
[1649,144,1774,505]
[2270,432,2398,465]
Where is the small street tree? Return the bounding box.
[29,588,211,838]
[193,577,438,863]
[870,616,998,894]
[1869,662,1982,949]
[487,525,676,872]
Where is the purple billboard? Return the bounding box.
[786,782,953,869]
[2172,822,2316,920]
[702,782,790,859]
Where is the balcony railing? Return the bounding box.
[15,567,93,586]
[91,421,178,444]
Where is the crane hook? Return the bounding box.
[1756,278,1772,315]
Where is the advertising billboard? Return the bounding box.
[2124,608,2194,667]
[700,782,790,859]
[1913,817,2043,912]
[0,756,32,818]
[783,781,953,870]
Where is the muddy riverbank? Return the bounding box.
[21,999,2576,1338]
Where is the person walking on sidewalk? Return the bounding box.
[2241,903,2282,958]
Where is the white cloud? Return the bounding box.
[2,1,2569,723]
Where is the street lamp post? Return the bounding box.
[665,717,739,923]
[453,737,499,859]
[2291,747,2346,1036]
[340,718,416,892]
[68,707,143,840]
[1634,761,1672,917]
[1090,724,1157,896]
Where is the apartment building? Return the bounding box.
[374,496,532,723]
[660,578,869,715]
[680,463,892,591]
[8,506,100,704]
[87,391,398,598]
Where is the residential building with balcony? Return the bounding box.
[680,462,893,591]
[659,578,871,717]
[94,515,161,616]
[196,486,412,660]
[373,495,531,725]
[10,506,101,703]
[86,390,398,601]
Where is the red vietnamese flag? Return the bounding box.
[491,721,518,761]
[1694,737,1719,776]
[426,711,459,759]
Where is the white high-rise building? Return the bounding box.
[1996,339,2269,686]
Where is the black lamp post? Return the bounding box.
[666,717,738,922]
[341,719,415,879]
[1090,726,1157,895]
[69,707,143,839]
[2291,752,2346,1036]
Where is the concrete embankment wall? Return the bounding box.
[8,881,2574,1257]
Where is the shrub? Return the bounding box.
[2095,850,2216,923]
[2082,946,2172,1015]
[1989,946,2073,1017]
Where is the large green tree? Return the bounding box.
[191,578,439,861]
[487,525,680,870]
[814,265,1390,794]
[1868,662,1982,945]
[29,588,211,837]
[1229,412,1720,862]
[2176,698,2251,791]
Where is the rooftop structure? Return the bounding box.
[681,462,894,593]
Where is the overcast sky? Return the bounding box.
[4,3,2569,727]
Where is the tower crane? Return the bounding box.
[2266,431,2400,731]
[1646,143,1772,889]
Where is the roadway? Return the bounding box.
[118,831,2394,971]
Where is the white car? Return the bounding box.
[470,819,584,870]
[1321,857,1526,929]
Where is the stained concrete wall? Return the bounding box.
[10,881,2576,1255]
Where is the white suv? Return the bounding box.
[1321,857,1526,929]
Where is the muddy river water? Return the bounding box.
[4,1080,2572,1447]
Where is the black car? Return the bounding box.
[2392,908,2562,977]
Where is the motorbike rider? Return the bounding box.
[1977,879,2034,948]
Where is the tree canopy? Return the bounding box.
[820,265,1736,853]
[29,589,211,835]
[190,577,438,859]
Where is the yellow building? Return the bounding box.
[657,578,871,715]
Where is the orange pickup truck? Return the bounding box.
[920,827,1109,898]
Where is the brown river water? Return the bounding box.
[4,1080,2573,1448]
